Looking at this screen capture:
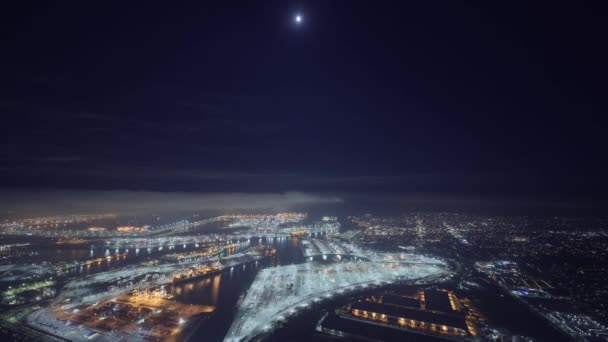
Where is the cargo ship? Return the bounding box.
[172,262,221,284]
[253,244,277,256]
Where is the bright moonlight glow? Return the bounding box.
[295,15,302,23]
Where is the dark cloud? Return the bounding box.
[0,2,606,203]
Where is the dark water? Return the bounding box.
[466,279,571,341]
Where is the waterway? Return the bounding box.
[186,236,304,341]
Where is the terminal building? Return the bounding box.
[319,289,478,341]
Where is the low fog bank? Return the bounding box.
[1,189,606,219]
[338,193,608,217]
[0,190,343,218]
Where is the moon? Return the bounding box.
[295,14,302,24]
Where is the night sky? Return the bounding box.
[1,2,607,203]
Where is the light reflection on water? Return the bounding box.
[36,241,251,276]
[186,236,306,341]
